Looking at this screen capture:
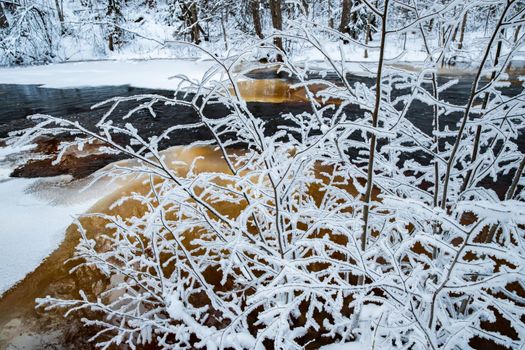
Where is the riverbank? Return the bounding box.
[0,59,215,90]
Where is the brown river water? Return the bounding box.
[0,144,365,349]
[0,146,244,349]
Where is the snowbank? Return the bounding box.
[0,59,215,90]
[0,142,101,295]
[0,176,96,295]
[300,32,427,64]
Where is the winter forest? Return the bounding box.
[0,0,525,349]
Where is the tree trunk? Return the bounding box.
[484,6,494,36]
[54,0,64,33]
[0,3,8,29]
[251,0,264,39]
[107,0,123,51]
[339,0,351,35]
[220,10,228,50]
[54,0,64,22]
[179,1,201,44]
[327,0,334,28]
[458,10,468,50]
[364,13,371,58]
[351,12,358,39]
[269,0,283,58]
[451,7,459,43]
[302,0,309,18]
[509,14,525,69]
[189,2,200,44]
[428,18,434,32]
[108,34,114,51]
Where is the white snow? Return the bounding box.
[300,33,428,64]
[320,342,364,350]
[0,59,215,90]
[0,176,96,295]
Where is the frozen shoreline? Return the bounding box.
[0,176,96,295]
[0,59,216,90]
[0,145,98,295]
[0,54,427,92]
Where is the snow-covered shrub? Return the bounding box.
[8,0,525,349]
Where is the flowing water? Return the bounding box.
[0,146,248,349]
[0,68,524,349]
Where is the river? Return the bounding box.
[0,67,523,349]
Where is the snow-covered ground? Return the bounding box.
[0,56,406,94]
[0,177,96,295]
[0,145,99,295]
[0,59,215,89]
[300,32,428,64]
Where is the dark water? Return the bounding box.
[0,85,147,137]
[0,71,523,195]
[1,73,523,144]
[0,84,309,141]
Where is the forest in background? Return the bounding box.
[0,0,516,65]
